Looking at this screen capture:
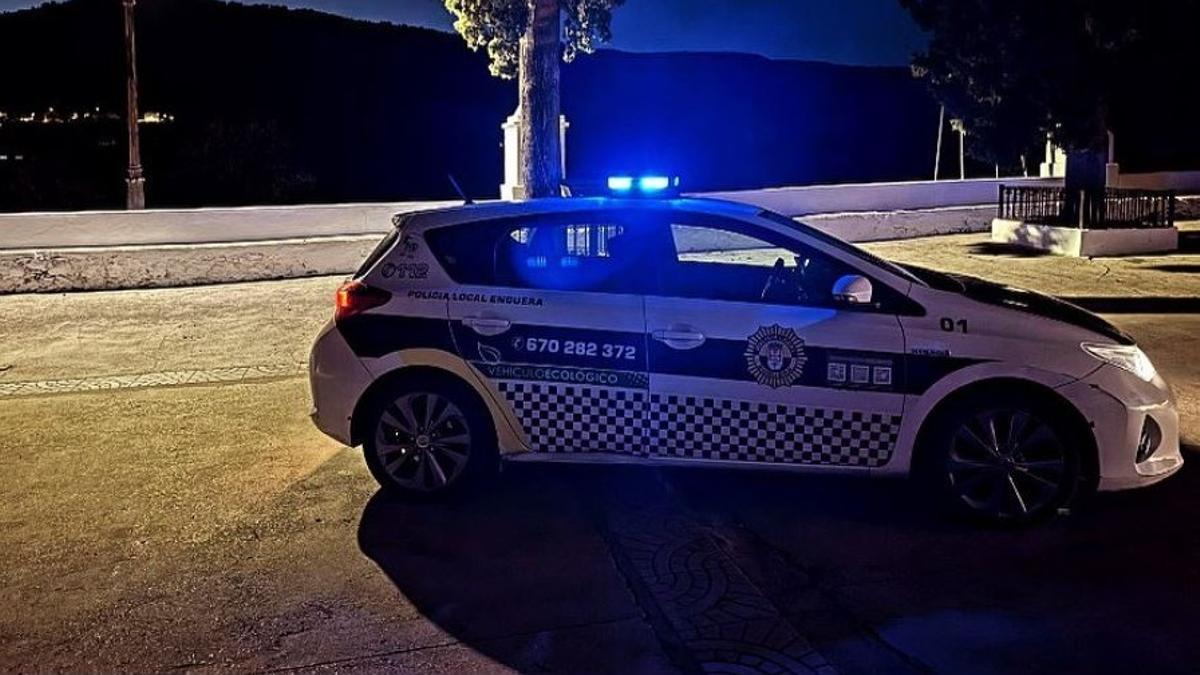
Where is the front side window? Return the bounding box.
[661,220,861,307]
[756,209,922,286]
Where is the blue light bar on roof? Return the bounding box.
[639,175,671,191]
[607,175,679,196]
[607,176,635,191]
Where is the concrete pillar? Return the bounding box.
[500,109,520,200]
[501,107,569,200]
[1105,130,1120,187]
[949,118,966,180]
[1040,138,1067,178]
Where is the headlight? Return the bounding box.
[1081,342,1158,382]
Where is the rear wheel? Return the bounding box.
[927,394,1080,525]
[362,378,496,499]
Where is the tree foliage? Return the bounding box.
[445,0,624,79]
[902,0,1200,164]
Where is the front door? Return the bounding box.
[644,215,908,469]
[442,212,654,457]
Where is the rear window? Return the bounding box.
[354,228,400,279]
[425,221,496,285]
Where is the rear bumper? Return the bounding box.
[1057,365,1182,492]
[309,320,373,446]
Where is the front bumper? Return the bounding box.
[309,320,374,446]
[1057,364,1182,492]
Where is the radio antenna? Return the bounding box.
[447,174,473,205]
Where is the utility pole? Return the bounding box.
[123,0,145,209]
[933,105,944,181]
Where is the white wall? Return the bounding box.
[991,219,1180,257]
[0,235,382,294]
[0,178,1056,251]
[0,201,454,250]
[803,205,998,243]
[1112,171,1200,193]
[701,176,1062,217]
[5,172,1197,253]
[1,171,1195,293]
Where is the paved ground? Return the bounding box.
[1,228,1199,673]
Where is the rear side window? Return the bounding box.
[508,223,624,258]
[496,221,637,292]
[426,213,669,294]
[355,228,399,279]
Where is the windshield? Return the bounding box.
[756,210,925,286]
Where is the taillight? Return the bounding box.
[334,280,391,322]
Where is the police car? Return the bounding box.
[309,178,1181,524]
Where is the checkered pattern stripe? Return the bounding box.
[647,394,900,467]
[495,382,900,467]
[497,382,646,456]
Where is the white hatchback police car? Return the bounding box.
[309,187,1181,523]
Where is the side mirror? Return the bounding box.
[832,274,873,305]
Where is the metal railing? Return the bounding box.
[998,185,1176,230]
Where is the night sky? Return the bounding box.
[0,0,926,66]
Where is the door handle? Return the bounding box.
[652,329,706,349]
[463,316,512,336]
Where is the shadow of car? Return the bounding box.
[356,457,1200,674]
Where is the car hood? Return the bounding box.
[958,274,1134,344]
[906,265,1134,345]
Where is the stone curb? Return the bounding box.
[0,363,306,399]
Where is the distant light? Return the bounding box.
[607,176,634,191]
[639,176,672,192]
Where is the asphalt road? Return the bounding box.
[1,230,1199,673]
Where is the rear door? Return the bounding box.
[429,211,658,457]
[644,213,909,469]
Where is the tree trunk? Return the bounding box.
[1064,147,1107,227]
[517,0,562,199]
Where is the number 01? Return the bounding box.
[940,317,968,333]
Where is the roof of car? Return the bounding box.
[398,197,765,230]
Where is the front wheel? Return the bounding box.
[362,378,496,499]
[927,395,1081,525]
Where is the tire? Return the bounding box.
[924,392,1081,525]
[361,376,497,500]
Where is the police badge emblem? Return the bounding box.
[744,325,808,388]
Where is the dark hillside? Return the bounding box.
[0,0,943,210]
